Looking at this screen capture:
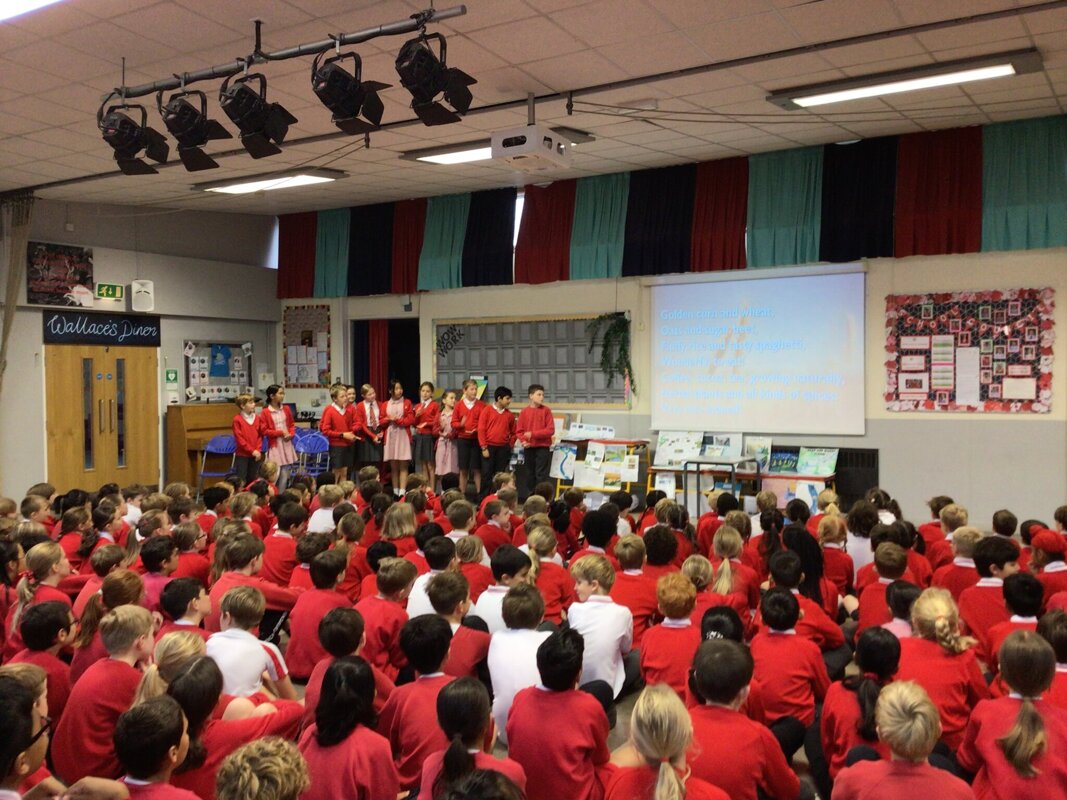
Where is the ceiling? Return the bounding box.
[1,0,1065,216]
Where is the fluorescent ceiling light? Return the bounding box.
[418,146,493,165]
[767,49,1042,110]
[0,0,63,23]
[195,169,345,194]
[400,126,593,165]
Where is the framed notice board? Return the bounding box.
[283,304,332,388]
[434,315,627,407]
[183,340,252,403]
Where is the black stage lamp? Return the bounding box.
[157,89,233,172]
[98,101,170,175]
[219,73,298,159]
[312,50,390,135]
[395,32,476,126]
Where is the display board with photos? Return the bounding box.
[885,287,1054,413]
[283,304,332,388]
[183,340,253,403]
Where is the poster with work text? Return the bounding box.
[885,288,1054,413]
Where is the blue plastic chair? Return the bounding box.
[197,434,236,498]
[295,432,331,477]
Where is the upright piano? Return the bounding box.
[165,403,237,487]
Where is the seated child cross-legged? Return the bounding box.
[984,571,1042,676]
[355,557,418,681]
[287,532,332,592]
[881,580,921,640]
[857,543,910,635]
[113,695,201,800]
[639,573,700,698]
[472,544,532,634]
[428,571,491,681]
[284,548,351,681]
[206,586,297,701]
[157,577,212,643]
[406,536,458,618]
[609,534,660,648]
[832,681,975,800]
[506,629,613,800]
[9,600,76,723]
[958,534,1020,659]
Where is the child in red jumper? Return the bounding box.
[9,600,76,723]
[287,533,331,592]
[455,535,493,602]
[610,534,660,647]
[895,587,989,749]
[958,534,1019,658]
[528,526,576,625]
[516,383,555,499]
[642,526,681,583]
[52,605,154,783]
[474,499,512,556]
[204,534,300,633]
[355,557,417,681]
[113,695,200,800]
[1032,528,1067,606]
[336,511,371,601]
[260,502,307,587]
[639,574,700,697]
[1037,611,1067,711]
[563,488,587,556]
[156,578,211,643]
[231,394,265,488]
[750,588,830,763]
[429,571,491,680]
[760,551,845,654]
[507,628,612,800]
[413,381,441,489]
[477,386,516,483]
[931,526,983,601]
[985,572,1042,675]
[4,541,72,661]
[570,509,621,569]
[857,543,909,635]
[285,549,350,681]
[377,615,456,792]
[653,499,694,567]
[682,555,750,631]
[818,514,855,597]
[452,379,486,494]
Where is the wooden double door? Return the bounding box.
[45,344,159,490]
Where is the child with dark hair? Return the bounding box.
[407,536,458,618]
[335,512,371,602]
[114,695,198,799]
[9,600,76,722]
[642,525,679,582]
[472,545,531,634]
[507,629,611,800]
[1038,610,1067,710]
[421,677,527,800]
[407,521,445,576]
[298,656,399,800]
[750,508,785,582]
[487,584,551,743]
[287,532,332,592]
[638,490,667,533]
[171,522,210,586]
[355,557,417,681]
[857,543,909,636]
[695,490,738,555]
[958,534,1020,658]
[141,535,179,614]
[882,580,921,639]
[918,495,955,548]
[359,539,399,599]
[687,639,800,800]
[570,509,620,569]
[377,616,455,792]
[750,588,830,763]
[763,550,845,653]
[286,549,350,681]
[157,577,211,642]
[429,572,490,681]
[986,572,1043,675]
[261,502,308,587]
[204,533,299,633]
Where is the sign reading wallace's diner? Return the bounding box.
[42,310,161,347]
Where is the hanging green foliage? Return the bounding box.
[586,312,635,396]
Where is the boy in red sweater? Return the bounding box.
[639,573,700,697]
[52,605,154,783]
[377,615,455,791]
[1033,528,1067,605]
[610,534,660,647]
[231,394,265,487]
[688,639,800,800]
[477,386,516,485]
[10,600,75,722]
[857,543,909,635]
[642,525,680,582]
[926,503,968,571]
[506,628,612,800]
[285,549,350,681]
[571,508,621,569]
[113,695,199,800]
[429,570,491,681]
[287,533,331,592]
[452,379,486,494]
[355,557,417,680]
[750,588,830,763]
[563,488,586,555]
[475,499,512,556]
[958,534,1018,657]
[985,572,1042,676]
[260,502,307,587]
[516,383,555,497]
[931,525,983,601]
[205,533,300,633]
[156,577,211,642]
[337,511,372,601]
[761,550,845,654]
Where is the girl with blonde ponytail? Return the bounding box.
[895,587,989,749]
[606,684,726,800]
[70,568,145,683]
[527,525,574,625]
[135,630,207,705]
[958,630,1067,795]
[4,541,71,659]
[712,525,760,609]
[681,555,748,625]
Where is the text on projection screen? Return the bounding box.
[650,271,865,435]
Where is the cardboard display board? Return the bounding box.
[283,304,332,388]
[183,340,252,403]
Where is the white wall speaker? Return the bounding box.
[131,280,155,312]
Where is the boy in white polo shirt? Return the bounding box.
[206,585,297,701]
[472,544,531,634]
[405,536,458,618]
[567,554,637,699]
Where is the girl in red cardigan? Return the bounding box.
[353,384,387,470]
[958,630,1067,799]
[320,385,356,482]
[895,587,989,750]
[231,394,265,487]
[383,380,415,497]
[413,381,440,489]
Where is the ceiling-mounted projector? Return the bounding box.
[491,124,572,171]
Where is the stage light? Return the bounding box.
[395,32,476,126]
[219,73,298,159]
[157,89,233,172]
[98,101,169,175]
[311,50,390,135]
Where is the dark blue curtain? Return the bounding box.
[462,187,517,287]
[819,137,897,262]
[622,164,697,276]
[348,202,394,296]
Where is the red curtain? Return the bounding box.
[368,319,389,397]
[895,127,982,257]
[514,179,576,284]
[276,212,317,298]
[690,157,748,271]
[391,198,427,294]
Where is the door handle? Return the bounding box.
[99,399,104,433]
[110,399,115,433]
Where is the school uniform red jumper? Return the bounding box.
[286,587,352,680]
[516,404,555,447]
[319,403,352,448]
[451,397,485,441]
[534,560,577,624]
[173,551,210,585]
[352,400,389,442]
[820,680,892,778]
[298,722,400,800]
[822,543,855,596]
[610,570,659,647]
[259,403,295,443]
[460,561,493,602]
[10,647,71,722]
[232,412,265,458]
[442,624,491,678]
[204,571,300,632]
[750,630,830,726]
[413,399,440,440]
[856,579,895,635]
[932,558,980,601]
[474,521,511,556]
[477,405,517,449]
[639,618,701,697]
[260,531,299,587]
[378,673,456,790]
[354,594,408,680]
[302,655,394,729]
[833,759,975,800]
[958,578,1010,657]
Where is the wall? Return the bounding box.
[279,246,1067,526]
[0,200,278,493]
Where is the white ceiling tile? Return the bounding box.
[916,17,1030,51]
[648,0,774,29]
[520,50,629,93]
[686,12,800,63]
[891,1,1021,27]
[466,16,586,63]
[9,2,99,35]
[551,0,673,47]
[778,0,902,43]
[597,30,711,77]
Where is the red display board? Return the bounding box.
[885,288,1054,413]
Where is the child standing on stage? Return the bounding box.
[232,394,265,487]
[354,384,387,470]
[434,390,459,490]
[413,382,440,489]
[453,380,486,494]
[516,384,554,499]
[260,385,298,490]
[383,380,415,497]
[320,385,356,482]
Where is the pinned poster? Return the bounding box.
[619,455,640,483]
[549,443,578,480]
[653,431,703,467]
[585,442,606,469]
[572,461,602,489]
[743,436,773,472]
[654,472,677,496]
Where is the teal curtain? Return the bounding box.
[747,147,823,267]
[982,115,1067,252]
[417,193,470,291]
[313,208,350,297]
[569,172,629,280]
